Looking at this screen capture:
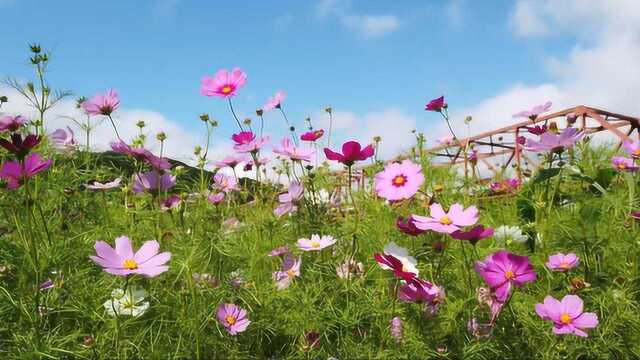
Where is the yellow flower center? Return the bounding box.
[618,163,627,169]
[504,270,515,280]
[560,262,570,269]
[392,175,407,186]
[439,216,452,225]
[226,315,237,325]
[122,259,138,270]
[311,241,321,248]
[221,85,233,94]
[634,150,640,156]
[560,313,571,324]
[287,269,296,278]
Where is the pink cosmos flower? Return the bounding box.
[300,129,324,142]
[132,171,176,194]
[0,152,52,189]
[374,160,424,201]
[450,225,494,246]
[390,317,403,344]
[612,156,639,172]
[398,278,444,309]
[324,140,374,166]
[274,181,304,217]
[373,253,417,282]
[243,156,270,171]
[232,131,269,153]
[273,253,301,290]
[83,90,120,116]
[474,251,537,302]
[0,115,27,132]
[411,203,478,234]
[436,136,454,146]
[89,236,171,277]
[535,295,598,337]
[207,192,225,204]
[513,101,552,119]
[296,234,337,251]
[546,252,579,272]
[217,303,251,335]
[623,140,640,159]
[489,178,520,194]
[396,216,426,236]
[267,245,289,257]
[273,138,315,162]
[111,140,150,160]
[524,127,583,153]
[0,133,41,158]
[526,125,548,135]
[263,90,286,112]
[213,173,239,193]
[200,68,247,98]
[215,155,248,169]
[160,195,182,211]
[86,177,122,190]
[50,127,77,152]
[425,96,446,112]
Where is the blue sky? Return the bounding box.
[0,0,636,161]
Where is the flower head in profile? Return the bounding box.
[0,115,27,132]
[273,253,301,290]
[207,192,225,204]
[611,156,639,172]
[300,129,324,142]
[524,127,583,153]
[212,172,239,193]
[513,101,552,119]
[623,140,640,158]
[0,152,52,189]
[83,89,120,116]
[424,96,446,112]
[215,155,248,169]
[535,294,598,337]
[475,251,536,302]
[104,287,150,317]
[50,127,77,153]
[396,216,426,236]
[374,160,424,201]
[200,68,247,98]
[411,203,478,234]
[232,131,269,153]
[217,303,251,335]
[398,278,445,315]
[489,178,520,194]
[0,133,41,159]
[324,140,374,166]
[273,138,315,162]
[90,236,171,277]
[267,245,289,257]
[494,225,527,244]
[132,171,176,194]
[546,252,579,272]
[451,225,494,246]
[374,242,419,281]
[274,181,304,217]
[160,195,182,211]
[526,125,548,135]
[86,177,122,190]
[297,234,337,251]
[263,90,286,112]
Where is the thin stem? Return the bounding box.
[227,98,244,131]
[440,108,458,140]
[107,114,122,141]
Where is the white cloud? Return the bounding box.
[509,0,549,37]
[153,0,180,17]
[315,0,400,38]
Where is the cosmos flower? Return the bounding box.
[378,242,419,276]
[83,89,120,116]
[212,173,239,193]
[0,115,27,132]
[390,317,403,344]
[263,90,286,112]
[300,129,324,142]
[273,253,301,290]
[207,192,225,204]
[424,96,446,112]
[546,252,579,272]
[374,160,424,201]
[396,216,426,236]
[535,295,598,337]
[0,133,41,158]
[611,156,639,172]
[110,141,170,170]
[232,131,269,153]
[160,195,182,211]
[217,303,251,335]
[200,68,247,98]
[215,155,248,169]
[273,138,315,162]
[622,140,640,159]
[0,152,52,189]
[494,225,528,244]
[512,101,552,119]
[524,127,583,153]
[86,177,122,190]
[489,178,520,193]
[324,140,374,166]
[526,125,548,135]
[90,236,171,277]
[411,203,479,234]
[297,234,337,251]
[267,245,289,257]
[50,127,77,153]
[104,287,150,317]
[274,181,304,217]
[132,171,176,194]
[397,278,444,311]
[450,225,494,246]
[475,251,536,302]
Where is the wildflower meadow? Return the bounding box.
[2,43,640,360]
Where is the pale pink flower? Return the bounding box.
[296,234,337,251]
[411,203,479,234]
[513,101,552,119]
[263,90,286,112]
[213,173,239,193]
[83,90,120,116]
[623,140,640,159]
[535,295,598,337]
[524,128,583,153]
[274,181,303,217]
[200,68,247,98]
[273,138,315,162]
[89,236,171,277]
[132,171,176,194]
[0,115,27,132]
[217,303,251,335]
[374,160,424,201]
[272,253,301,290]
[612,156,639,172]
[207,192,225,204]
[86,177,122,190]
[50,127,77,152]
[546,252,579,272]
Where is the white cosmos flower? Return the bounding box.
[104,287,150,318]
[380,242,419,275]
[494,225,528,244]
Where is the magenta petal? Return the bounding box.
[323,148,343,161]
[342,141,361,158]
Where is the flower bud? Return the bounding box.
[156,132,167,141]
[256,108,263,116]
[289,126,295,132]
[210,120,219,127]
[29,44,42,54]
[373,136,382,143]
[243,118,252,125]
[325,107,332,114]
[0,96,7,103]
[136,120,146,128]
[199,113,210,122]
[194,145,202,156]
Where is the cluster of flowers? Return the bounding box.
[612,141,640,173]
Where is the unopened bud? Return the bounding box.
[210,120,219,127]
[0,96,7,103]
[464,116,473,124]
[373,136,382,143]
[289,126,295,132]
[199,113,210,122]
[325,107,332,114]
[29,44,42,54]
[243,118,252,125]
[194,145,202,156]
[136,120,146,128]
[256,108,263,116]
[76,96,86,109]
[156,132,167,141]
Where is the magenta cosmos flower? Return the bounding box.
[623,140,640,159]
[475,251,536,302]
[86,177,122,190]
[425,96,446,112]
[546,252,579,272]
[200,68,247,98]
[524,127,583,153]
[132,171,176,194]
[83,89,120,116]
[526,125,548,135]
[451,225,494,246]
[0,152,52,189]
[396,216,426,236]
[398,278,445,315]
[231,131,269,154]
[411,203,479,234]
[0,133,41,158]
[513,101,552,119]
[50,127,77,152]
[274,181,304,217]
[535,295,598,337]
[213,172,239,193]
[90,236,171,277]
[273,253,301,290]
[324,140,374,167]
[374,159,424,201]
[297,234,337,251]
[217,303,251,335]
[611,156,639,172]
[373,253,417,282]
[273,138,315,162]
[300,129,324,142]
[263,90,286,112]
[0,115,27,132]
[490,178,520,194]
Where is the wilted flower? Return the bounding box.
[217,303,251,335]
[467,318,494,339]
[475,251,536,302]
[411,203,479,234]
[336,260,364,279]
[83,90,120,116]
[192,272,219,288]
[546,252,579,272]
[90,236,171,277]
[267,245,289,257]
[0,133,41,158]
[200,68,247,98]
[390,317,403,344]
[535,294,598,337]
[104,287,150,317]
[374,160,424,201]
[297,234,337,251]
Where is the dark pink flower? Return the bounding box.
[475,251,536,302]
[83,90,120,116]
[526,125,547,135]
[425,96,446,112]
[396,216,426,236]
[450,225,494,246]
[0,133,41,158]
[0,152,52,189]
[373,253,417,282]
[0,115,27,132]
[300,129,324,142]
[200,68,247,98]
[324,141,374,167]
[160,195,182,211]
